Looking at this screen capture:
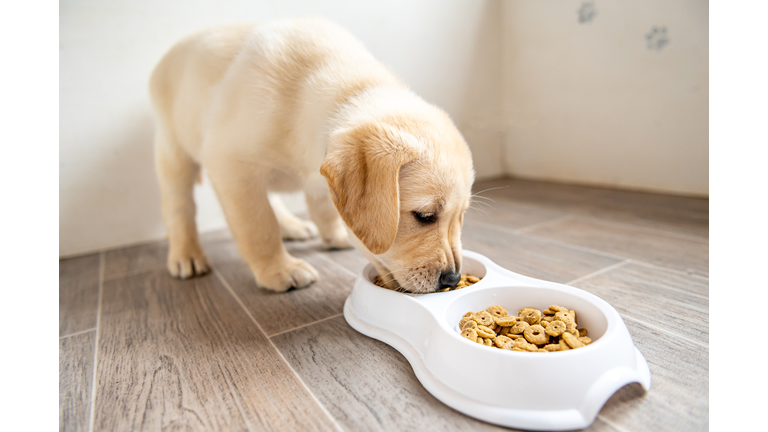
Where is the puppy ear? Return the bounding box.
[320,123,422,254]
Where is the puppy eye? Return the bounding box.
[413,211,436,224]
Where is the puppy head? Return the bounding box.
[320,112,474,294]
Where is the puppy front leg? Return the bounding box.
[305,181,352,250]
[155,132,210,279]
[207,167,319,291]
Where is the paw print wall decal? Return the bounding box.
[578,2,597,24]
[646,26,669,50]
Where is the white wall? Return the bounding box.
[59,0,503,257]
[501,1,708,196]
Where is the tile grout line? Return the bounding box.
[621,314,708,349]
[565,260,632,285]
[513,214,575,233]
[597,413,634,432]
[269,313,344,339]
[212,267,345,432]
[313,253,359,279]
[514,231,628,260]
[627,259,709,281]
[87,252,105,432]
[59,327,97,340]
[102,266,167,282]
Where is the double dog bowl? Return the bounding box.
[343,250,651,430]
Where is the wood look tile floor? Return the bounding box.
[59,177,709,431]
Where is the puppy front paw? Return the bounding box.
[321,227,353,250]
[280,218,319,241]
[256,258,319,292]
[167,247,211,279]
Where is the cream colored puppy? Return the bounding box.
[149,18,475,293]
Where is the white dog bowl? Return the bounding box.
[343,250,651,431]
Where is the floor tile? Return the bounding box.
[60,254,101,336]
[524,217,708,277]
[60,331,95,432]
[103,241,168,279]
[322,246,370,276]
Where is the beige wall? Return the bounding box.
[501,1,708,196]
[59,0,503,257]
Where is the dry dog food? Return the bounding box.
[373,274,482,292]
[458,305,594,352]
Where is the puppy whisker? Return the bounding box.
[471,185,509,196]
[469,194,496,202]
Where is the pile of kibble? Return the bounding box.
[374,274,481,292]
[459,305,593,352]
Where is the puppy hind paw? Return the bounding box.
[256,258,319,292]
[167,253,211,279]
[280,219,319,241]
[321,232,353,250]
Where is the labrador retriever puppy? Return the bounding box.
[149,18,475,293]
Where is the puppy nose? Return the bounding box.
[438,271,461,289]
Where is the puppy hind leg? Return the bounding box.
[206,167,319,291]
[305,182,353,250]
[267,193,318,241]
[154,132,210,279]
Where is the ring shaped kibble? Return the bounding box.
[461,320,478,331]
[545,320,566,337]
[510,321,529,335]
[520,309,542,325]
[461,328,478,342]
[555,311,575,326]
[524,325,548,345]
[474,311,495,327]
[494,315,517,327]
[487,305,508,319]
[562,332,585,349]
[476,325,496,339]
[494,335,513,348]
